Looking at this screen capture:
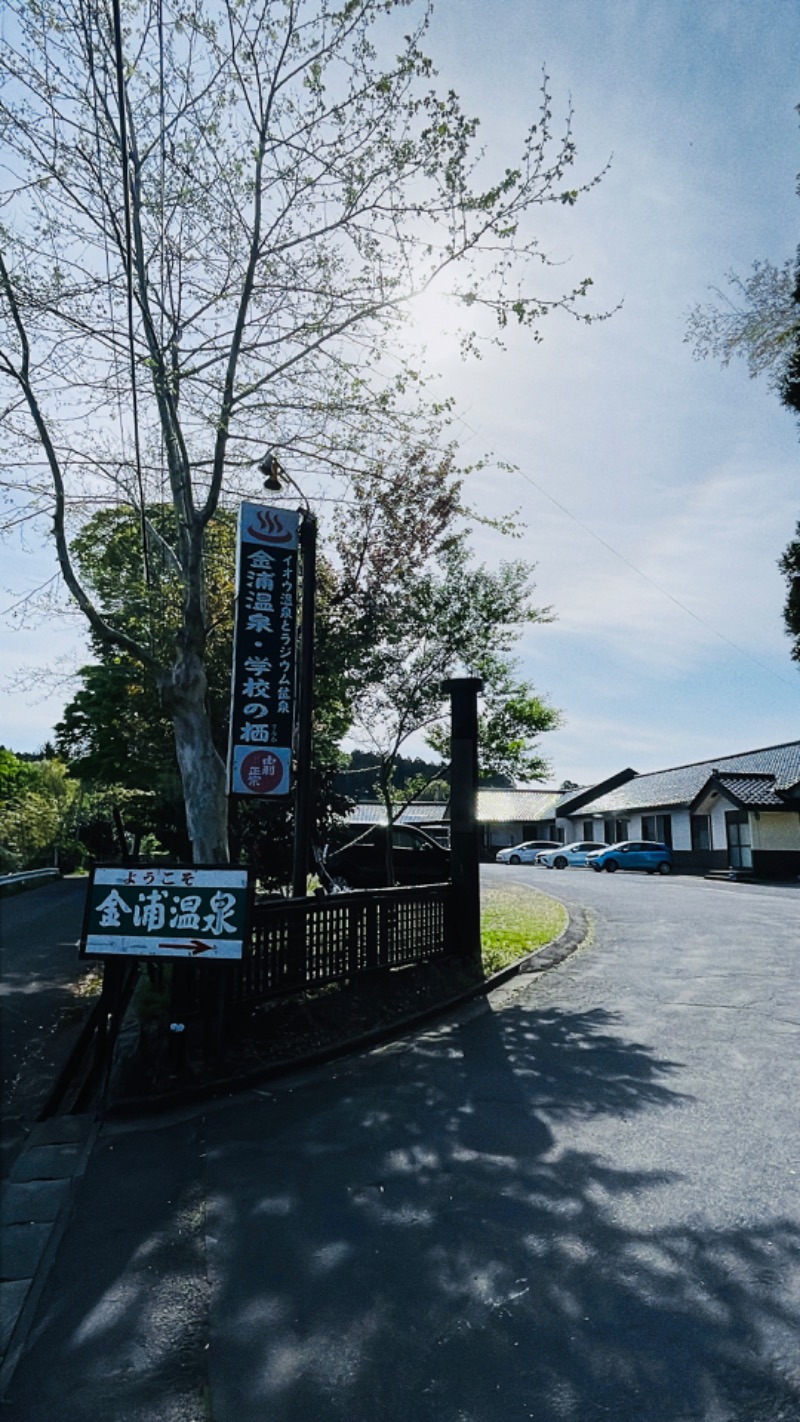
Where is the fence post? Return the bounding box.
[443,676,483,969]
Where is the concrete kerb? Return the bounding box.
[106,899,593,1118]
[0,1115,100,1400]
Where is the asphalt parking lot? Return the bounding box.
[485,856,800,916]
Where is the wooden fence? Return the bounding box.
[231,881,453,1004]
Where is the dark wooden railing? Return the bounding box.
[231,881,452,1005]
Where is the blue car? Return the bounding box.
[587,840,673,875]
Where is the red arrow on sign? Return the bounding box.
[159,939,216,956]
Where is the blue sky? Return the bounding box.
[413,0,800,783]
[1,0,798,786]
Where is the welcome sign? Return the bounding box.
[80,865,250,960]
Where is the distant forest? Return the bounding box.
[334,750,512,801]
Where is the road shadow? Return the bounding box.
[201,1000,800,1421]
[4,998,799,1421]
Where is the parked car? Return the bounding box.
[323,823,450,889]
[587,840,673,875]
[495,840,561,865]
[536,840,600,869]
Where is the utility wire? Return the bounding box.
[515,466,798,694]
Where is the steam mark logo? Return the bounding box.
[246,508,294,544]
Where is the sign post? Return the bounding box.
[228,503,300,798]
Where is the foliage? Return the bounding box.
[685,222,800,664]
[778,258,800,663]
[685,258,799,397]
[778,522,800,664]
[55,470,558,884]
[0,753,77,870]
[54,504,235,843]
[347,532,560,825]
[334,750,448,801]
[0,0,608,861]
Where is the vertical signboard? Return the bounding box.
[228,503,299,797]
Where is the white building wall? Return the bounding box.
[670,810,692,852]
[709,798,731,851]
[751,811,800,851]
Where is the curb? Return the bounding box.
[0,1115,99,1400]
[107,900,592,1118]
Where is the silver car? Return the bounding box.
[495,840,560,865]
[536,840,600,869]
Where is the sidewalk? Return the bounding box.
[0,1115,98,1395]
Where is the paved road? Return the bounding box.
[0,880,91,1175]
[4,870,800,1420]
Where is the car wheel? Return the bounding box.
[554,856,568,870]
[656,861,672,875]
[591,863,603,872]
[508,854,521,865]
[605,860,618,873]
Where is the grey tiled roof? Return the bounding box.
[572,742,800,815]
[346,802,447,825]
[476,788,567,823]
[711,774,789,808]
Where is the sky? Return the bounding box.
[1,0,798,788]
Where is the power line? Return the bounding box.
[514,466,798,693]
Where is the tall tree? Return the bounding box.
[55,464,559,879]
[1,0,608,860]
[685,257,799,398]
[687,249,800,662]
[342,530,559,832]
[777,260,800,661]
[685,108,800,664]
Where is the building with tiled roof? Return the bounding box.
[345,741,800,877]
[563,742,800,877]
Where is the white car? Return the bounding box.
[536,840,600,869]
[495,840,561,865]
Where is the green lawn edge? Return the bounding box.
[481,882,568,975]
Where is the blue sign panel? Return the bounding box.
[228,504,299,796]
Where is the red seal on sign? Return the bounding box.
[239,749,287,794]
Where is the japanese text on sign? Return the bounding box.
[228,504,299,796]
[81,866,250,960]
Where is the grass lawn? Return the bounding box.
[481,882,568,975]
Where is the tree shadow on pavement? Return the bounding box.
[202,1000,800,1422]
[4,998,799,1422]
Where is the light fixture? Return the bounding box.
[259,451,285,491]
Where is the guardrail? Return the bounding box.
[0,867,61,896]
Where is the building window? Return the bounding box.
[582,821,596,840]
[604,818,629,844]
[642,814,673,847]
[690,814,711,852]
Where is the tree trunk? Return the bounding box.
[163,646,229,864]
